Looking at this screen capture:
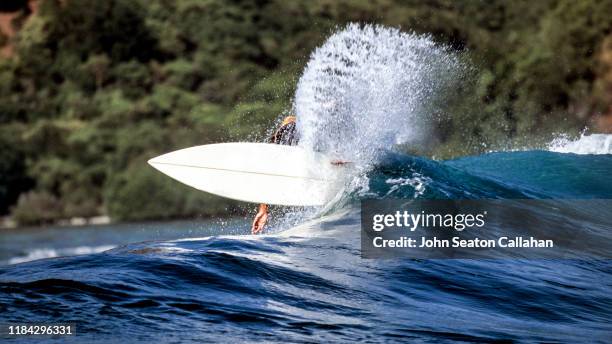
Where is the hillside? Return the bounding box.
[0,0,611,225]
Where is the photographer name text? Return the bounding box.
[373,236,553,248]
[370,211,553,249]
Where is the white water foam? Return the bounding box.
[385,173,431,198]
[548,134,612,155]
[8,245,115,265]
[294,23,466,166]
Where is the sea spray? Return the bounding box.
[294,23,466,166]
[271,24,468,231]
[548,133,612,155]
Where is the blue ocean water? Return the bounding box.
[1,150,611,343]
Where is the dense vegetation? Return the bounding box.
[0,0,610,225]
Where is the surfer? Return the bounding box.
[251,115,298,234]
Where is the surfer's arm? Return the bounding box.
[251,203,269,234]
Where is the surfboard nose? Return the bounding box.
[147,155,165,168]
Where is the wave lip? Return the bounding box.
[549,134,612,154]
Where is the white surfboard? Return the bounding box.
[148,143,347,206]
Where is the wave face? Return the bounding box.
[1,151,611,343]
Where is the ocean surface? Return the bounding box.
[1,138,611,343]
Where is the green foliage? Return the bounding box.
[0,124,33,214]
[11,191,63,226]
[0,31,7,47]
[0,0,609,224]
